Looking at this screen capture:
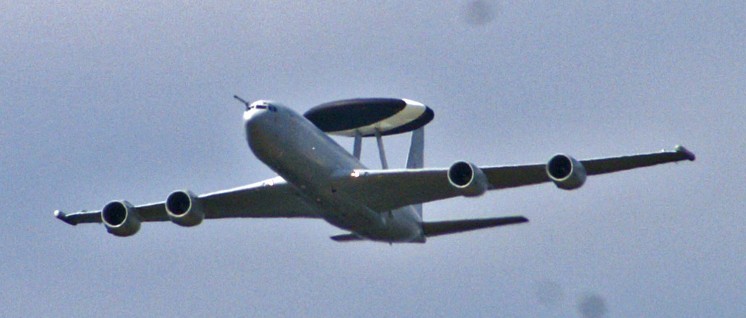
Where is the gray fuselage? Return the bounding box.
[243,101,423,243]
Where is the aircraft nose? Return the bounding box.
[244,104,273,137]
[243,108,259,122]
[243,104,267,122]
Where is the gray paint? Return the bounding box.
[2,1,744,317]
[58,99,691,242]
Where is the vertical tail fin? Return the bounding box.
[375,129,389,169]
[406,127,424,169]
[406,127,425,217]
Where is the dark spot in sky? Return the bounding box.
[534,280,564,307]
[577,294,608,318]
[464,0,498,26]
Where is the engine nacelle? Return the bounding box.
[165,190,204,227]
[448,161,488,197]
[546,154,587,190]
[102,200,141,237]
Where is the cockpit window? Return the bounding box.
[248,103,278,112]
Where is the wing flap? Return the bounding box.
[335,168,454,212]
[198,178,319,219]
[338,145,694,212]
[55,177,321,226]
[53,201,168,225]
[483,164,549,189]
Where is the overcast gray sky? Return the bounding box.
[2,1,744,317]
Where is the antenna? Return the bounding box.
[233,95,250,110]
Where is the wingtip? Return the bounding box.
[54,210,77,226]
[674,145,696,161]
[504,215,529,225]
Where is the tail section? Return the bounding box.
[421,216,528,238]
[406,127,425,217]
[404,127,528,238]
[406,127,424,169]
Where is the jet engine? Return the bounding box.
[102,200,141,237]
[165,190,204,227]
[546,154,587,190]
[448,161,488,197]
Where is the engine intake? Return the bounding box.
[102,200,141,237]
[546,154,586,190]
[166,190,204,227]
[448,161,488,197]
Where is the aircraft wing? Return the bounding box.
[55,177,320,225]
[338,145,695,212]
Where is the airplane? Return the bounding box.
[55,97,696,243]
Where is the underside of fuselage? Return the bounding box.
[244,101,426,243]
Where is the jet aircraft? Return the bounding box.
[55,98,695,243]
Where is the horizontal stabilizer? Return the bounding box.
[422,216,528,238]
[330,233,365,242]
